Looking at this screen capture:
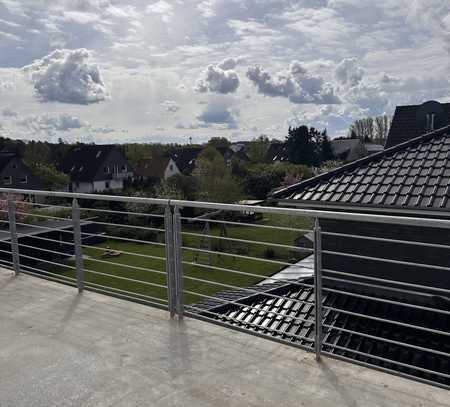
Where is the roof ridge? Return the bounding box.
[270,125,450,199]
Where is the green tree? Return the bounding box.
[320,131,334,162]
[248,135,271,163]
[193,146,242,203]
[207,137,231,149]
[30,163,69,190]
[285,126,321,166]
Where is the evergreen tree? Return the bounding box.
[320,131,334,162]
[285,126,319,166]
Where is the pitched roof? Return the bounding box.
[331,139,363,161]
[192,280,449,386]
[0,152,16,172]
[386,101,450,148]
[167,147,203,174]
[271,125,450,211]
[135,154,170,178]
[265,142,288,162]
[61,144,117,181]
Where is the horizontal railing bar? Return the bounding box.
[83,268,167,289]
[14,221,75,234]
[322,274,437,299]
[0,247,16,255]
[322,268,450,295]
[82,256,166,275]
[322,351,450,391]
[181,216,312,233]
[182,273,314,307]
[322,250,450,273]
[184,303,315,343]
[6,232,75,247]
[3,187,450,229]
[20,264,77,283]
[17,242,73,258]
[180,230,313,252]
[17,253,77,270]
[322,305,450,336]
[322,341,450,379]
[21,269,78,287]
[13,201,70,210]
[183,260,314,288]
[0,187,169,205]
[322,323,450,358]
[183,289,315,325]
[321,285,450,315]
[181,245,301,267]
[90,220,165,233]
[14,210,72,222]
[79,230,166,247]
[83,281,169,306]
[322,231,450,251]
[79,206,165,218]
[81,243,167,261]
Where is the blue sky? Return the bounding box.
[0,0,449,144]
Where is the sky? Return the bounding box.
[0,0,449,145]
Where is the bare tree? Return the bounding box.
[374,115,391,144]
[349,117,374,141]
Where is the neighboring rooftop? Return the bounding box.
[193,278,449,387]
[1,271,448,407]
[272,125,450,211]
[331,139,364,162]
[0,152,17,171]
[386,100,450,148]
[135,154,172,179]
[61,145,118,181]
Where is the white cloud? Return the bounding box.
[196,97,239,129]
[161,100,180,113]
[195,59,240,94]
[2,107,18,117]
[146,1,174,23]
[247,61,341,104]
[335,58,364,87]
[17,113,87,132]
[22,48,108,104]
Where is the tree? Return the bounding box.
[285,126,322,166]
[320,131,334,162]
[248,135,271,163]
[349,117,374,141]
[193,146,242,203]
[374,115,391,144]
[207,137,230,149]
[30,163,69,190]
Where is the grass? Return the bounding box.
[44,213,313,306]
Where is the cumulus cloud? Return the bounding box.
[335,57,364,87]
[146,0,174,22]
[196,98,239,129]
[22,48,108,104]
[2,108,18,117]
[246,61,340,104]
[195,59,240,94]
[161,100,180,113]
[17,113,88,132]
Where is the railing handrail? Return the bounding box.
[2,187,450,229]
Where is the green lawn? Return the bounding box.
[45,213,313,306]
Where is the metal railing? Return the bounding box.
[0,187,448,389]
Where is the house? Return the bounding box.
[264,141,289,163]
[0,152,42,192]
[192,120,450,386]
[331,139,384,162]
[385,100,450,148]
[61,145,133,193]
[135,154,180,181]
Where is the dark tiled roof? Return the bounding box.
[192,280,449,386]
[0,152,15,171]
[61,145,117,181]
[135,154,170,178]
[265,142,288,163]
[272,125,450,211]
[167,147,202,174]
[386,101,450,148]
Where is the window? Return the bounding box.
[104,166,110,173]
[19,176,28,184]
[426,113,435,131]
[3,176,12,185]
[121,165,127,172]
[169,164,173,171]
[105,181,110,189]
[96,151,102,158]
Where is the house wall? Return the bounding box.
[164,159,180,179]
[72,179,123,193]
[93,148,133,182]
[319,218,450,304]
[0,157,42,190]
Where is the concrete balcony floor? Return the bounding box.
[0,269,448,407]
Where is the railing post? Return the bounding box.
[164,206,177,318]
[72,198,84,293]
[314,217,323,361]
[173,206,184,320]
[7,195,20,275]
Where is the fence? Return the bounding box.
[0,187,448,389]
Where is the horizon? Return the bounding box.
[0,1,449,145]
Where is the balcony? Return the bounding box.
[1,270,449,407]
[0,187,449,404]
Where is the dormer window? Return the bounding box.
[426,113,435,131]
